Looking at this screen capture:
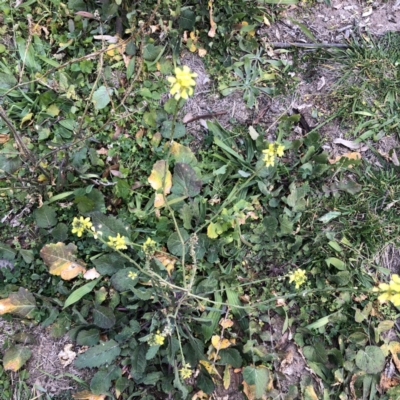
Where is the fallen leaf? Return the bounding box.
[219,318,234,329]
[93,35,119,43]
[0,134,10,144]
[198,48,207,57]
[83,268,100,280]
[208,1,217,37]
[72,391,106,400]
[154,251,176,276]
[183,113,193,123]
[75,11,96,19]
[248,126,259,140]
[333,138,368,151]
[242,381,257,400]
[58,344,77,367]
[211,335,231,350]
[191,390,209,400]
[329,152,361,166]
[389,341,400,372]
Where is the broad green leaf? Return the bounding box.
[243,366,270,399]
[179,9,196,30]
[19,249,34,264]
[64,278,100,308]
[40,243,86,280]
[219,348,242,368]
[111,268,138,292]
[143,44,162,62]
[0,154,21,176]
[161,121,186,139]
[90,370,113,395]
[92,86,112,110]
[146,345,160,360]
[171,163,202,197]
[89,212,131,240]
[51,223,69,242]
[92,306,116,329]
[0,72,17,95]
[3,345,32,371]
[34,205,57,228]
[0,287,36,318]
[75,340,121,369]
[16,37,40,71]
[167,228,190,256]
[127,57,135,80]
[355,346,385,374]
[92,253,128,276]
[77,329,100,346]
[325,257,346,270]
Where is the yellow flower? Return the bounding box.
[107,233,128,250]
[128,271,138,280]
[167,66,198,100]
[179,363,192,379]
[376,275,400,306]
[71,216,92,237]
[143,237,157,255]
[288,269,307,289]
[262,142,284,168]
[149,330,166,346]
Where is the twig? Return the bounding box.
[270,42,349,49]
[183,111,227,124]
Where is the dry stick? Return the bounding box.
[270,42,349,49]
[0,105,51,181]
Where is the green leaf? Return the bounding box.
[75,339,121,369]
[146,345,160,360]
[127,57,136,80]
[77,329,100,346]
[19,249,34,264]
[355,346,385,374]
[172,163,202,197]
[179,9,196,30]
[325,257,346,270]
[167,228,190,256]
[131,345,147,375]
[0,287,37,319]
[75,189,105,213]
[0,72,17,95]
[318,211,341,223]
[0,154,21,176]
[161,121,186,139]
[219,348,242,368]
[64,278,100,308]
[164,98,177,114]
[202,292,222,341]
[174,364,189,398]
[93,306,116,329]
[92,253,128,276]
[89,212,130,239]
[90,370,113,395]
[111,268,138,292]
[92,86,112,110]
[243,366,270,398]
[34,205,57,228]
[3,345,32,371]
[51,223,69,242]
[143,44,162,62]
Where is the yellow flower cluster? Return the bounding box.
[149,330,166,346]
[107,233,128,250]
[179,363,192,379]
[262,142,285,168]
[288,269,307,289]
[167,66,197,100]
[71,217,92,237]
[143,237,157,256]
[375,274,400,306]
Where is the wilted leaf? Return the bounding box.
[58,344,76,367]
[243,366,270,399]
[211,335,231,350]
[303,385,319,400]
[208,3,217,37]
[3,345,32,371]
[72,391,106,400]
[84,268,100,280]
[40,242,86,280]
[0,287,37,318]
[220,318,234,329]
[148,160,172,207]
[389,341,400,371]
[0,134,9,144]
[154,251,177,276]
[248,126,259,140]
[170,142,197,166]
[329,152,361,167]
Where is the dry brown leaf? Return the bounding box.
[0,134,10,144]
[208,1,217,37]
[83,268,100,280]
[58,344,76,367]
[242,381,257,400]
[219,318,234,329]
[72,391,106,400]
[198,48,207,57]
[329,152,361,166]
[154,251,176,276]
[211,335,231,350]
[191,390,209,400]
[389,341,400,371]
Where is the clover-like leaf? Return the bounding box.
[0,287,37,318]
[148,160,172,208]
[40,242,86,280]
[3,345,32,371]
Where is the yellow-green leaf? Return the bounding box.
[148,160,172,207]
[3,345,32,371]
[0,287,37,318]
[40,242,86,280]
